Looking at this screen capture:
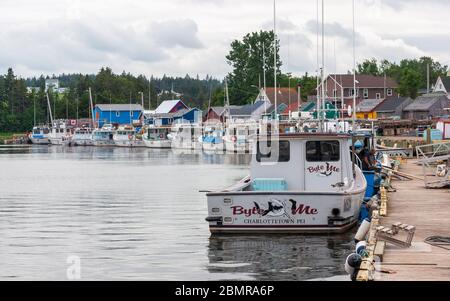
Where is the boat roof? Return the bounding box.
[256,133,352,141]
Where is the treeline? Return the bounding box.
[0,67,222,132]
[357,57,448,99]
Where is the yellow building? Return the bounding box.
[356,99,385,120]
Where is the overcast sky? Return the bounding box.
[1,0,449,79]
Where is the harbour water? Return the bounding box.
[0,146,354,281]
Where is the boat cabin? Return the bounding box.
[251,133,355,193]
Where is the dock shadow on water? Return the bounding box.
[0,146,353,281]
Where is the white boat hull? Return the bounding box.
[93,140,115,147]
[114,139,145,148]
[171,141,202,150]
[30,137,49,145]
[207,189,364,234]
[203,142,225,152]
[143,138,171,149]
[72,139,94,146]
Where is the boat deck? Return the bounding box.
[380,160,450,281]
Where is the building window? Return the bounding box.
[349,89,358,97]
[115,112,120,117]
[363,88,369,99]
[376,93,381,99]
[333,89,337,98]
[256,141,290,163]
[306,141,340,162]
[387,89,393,96]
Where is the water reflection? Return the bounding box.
[0,145,351,281]
[207,234,355,281]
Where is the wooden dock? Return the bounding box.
[379,160,450,281]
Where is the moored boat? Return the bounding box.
[113,125,145,148]
[29,125,50,145]
[202,125,225,152]
[143,126,171,149]
[169,123,203,150]
[206,132,367,234]
[72,127,94,146]
[92,124,116,147]
[49,120,73,146]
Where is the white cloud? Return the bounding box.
[0,0,448,78]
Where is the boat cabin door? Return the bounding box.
[304,140,343,191]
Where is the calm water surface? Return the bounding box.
[0,145,354,280]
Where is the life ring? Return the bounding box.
[128,134,133,140]
[159,134,164,139]
[232,136,237,143]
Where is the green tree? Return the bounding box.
[226,30,282,105]
[358,58,380,76]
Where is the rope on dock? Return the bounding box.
[424,236,450,251]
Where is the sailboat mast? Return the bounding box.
[316,0,320,124]
[46,93,54,126]
[89,87,95,128]
[352,0,357,128]
[273,0,277,121]
[320,0,326,131]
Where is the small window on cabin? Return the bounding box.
[306,141,340,162]
[256,141,290,163]
[376,93,381,99]
[387,89,393,96]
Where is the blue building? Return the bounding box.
[146,108,202,126]
[94,104,143,127]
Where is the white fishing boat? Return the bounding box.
[169,123,203,150]
[49,120,73,146]
[113,125,145,148]
[143,126,171,149]
[205,132,367,234]
[92,124,116,147]
[29,125,50,145]
[223,121,257,154]
[202,125,225,152]
[72,127,94,146]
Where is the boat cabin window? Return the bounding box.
[306,141,340,162]
[256,141,290,163]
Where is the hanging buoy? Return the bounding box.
[356,241,367,255]
[345,253,362,275]
[355,219,371,242]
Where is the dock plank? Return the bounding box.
[380,160,450,281]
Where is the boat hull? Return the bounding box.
[114,140,145,148]
[203,142,225,152]
[143,138,171,149]
[93,140,115,147]
[206,190,364,234]
[72,139,94,146]
[30,137,49,145]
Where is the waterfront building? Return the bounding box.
[94,104,143,128]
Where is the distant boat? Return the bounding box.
[223,121,257,154]
[169,123,203,150]
[49,120,73,146]
[113,125,145,148]
[92,124,116,147]
[29,125,50,145]
[72,127,94,146]
[202,125,225,152]
[143,126,171,149]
